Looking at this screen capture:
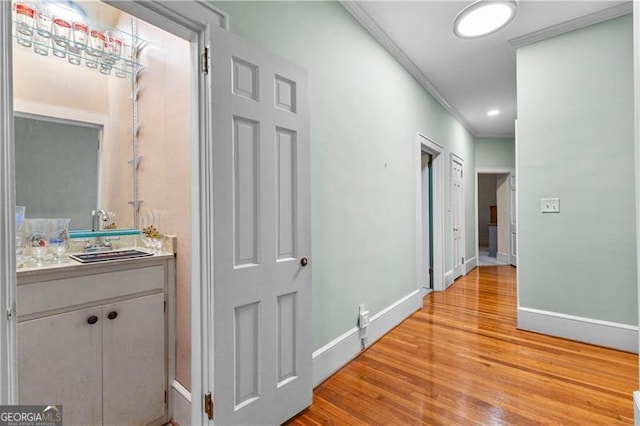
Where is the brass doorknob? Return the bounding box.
[300,258,309,267]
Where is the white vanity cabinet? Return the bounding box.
[17,255,175,426]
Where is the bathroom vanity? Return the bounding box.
[16,250,175,426]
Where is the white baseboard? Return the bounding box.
[169,290,423,417]
[465,256,477,274]
[518,307,639,353]
[497,252,509,263]
[444,270,454,287]
[634,391,640,426]
[171,380,192,426]
[312,289,421,387]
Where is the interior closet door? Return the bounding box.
[451,154,465,280]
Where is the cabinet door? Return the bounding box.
[102,293,165,426]
[18,307,102,425]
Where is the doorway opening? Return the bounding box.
[420,152,434,295]
[475,168,514,267]
[7,1,198,423]
[416,133,445,292]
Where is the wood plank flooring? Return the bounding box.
[287,266,638,425]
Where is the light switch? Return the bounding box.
[541,198,560,213]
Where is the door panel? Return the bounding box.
[451,154,465,280]
[211,25,311,425]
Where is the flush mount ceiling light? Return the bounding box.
[487,109,500,117]
[454,0,517,39]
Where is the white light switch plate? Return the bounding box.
[541,198,560,213]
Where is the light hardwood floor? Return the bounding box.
[287,266,638,425]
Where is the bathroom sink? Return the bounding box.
[70,249,153,263]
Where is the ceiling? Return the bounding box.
[344,1,631,138]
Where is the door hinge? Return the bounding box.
[6,308,11,321]
[204,392,214,420]
[428,268,433,275]
[164,301,166,312]
[201,47,210,75]
[462,257,465,264]
[164,391,167,403]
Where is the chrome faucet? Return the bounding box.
[86,209,112,252]
[92,209,108,232]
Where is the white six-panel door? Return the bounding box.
[210,26,311,425]
[451,154,465,280]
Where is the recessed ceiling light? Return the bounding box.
[487,109,500,117]
[454,0,517,39]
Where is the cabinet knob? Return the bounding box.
[107,311,118,320]
[87,316,98,325]
[300,257,309,267]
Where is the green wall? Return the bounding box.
[475,137,515,169]
[516,15,637,325]
[214,1,476,350]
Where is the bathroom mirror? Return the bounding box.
[14,114,101,229]
[12,5,136,231]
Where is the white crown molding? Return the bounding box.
[339,1,479,137]
[510,2,632,49]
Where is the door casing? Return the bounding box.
[416,133,445,292]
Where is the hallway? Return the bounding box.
[288,266,637,425]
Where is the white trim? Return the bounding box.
[171,380,192,426]
[416,133,445,292]
[340,1,477,136]
[634,391,640,426]
[509,3,632,49]
[517,307,639,353]
[173,380,192,403]
[445,270,454,287]
[496,252,509,264]
[13,100,109,128]
[312,290,421,387]
[465,256,477,274]
[104,1,229,38]
[0,0,17,404]
[476,167,513,175]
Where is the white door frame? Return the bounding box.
[1,1,228,423]
[0,0,18,405]
[474,167,514,265]
[416,133,445,292]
